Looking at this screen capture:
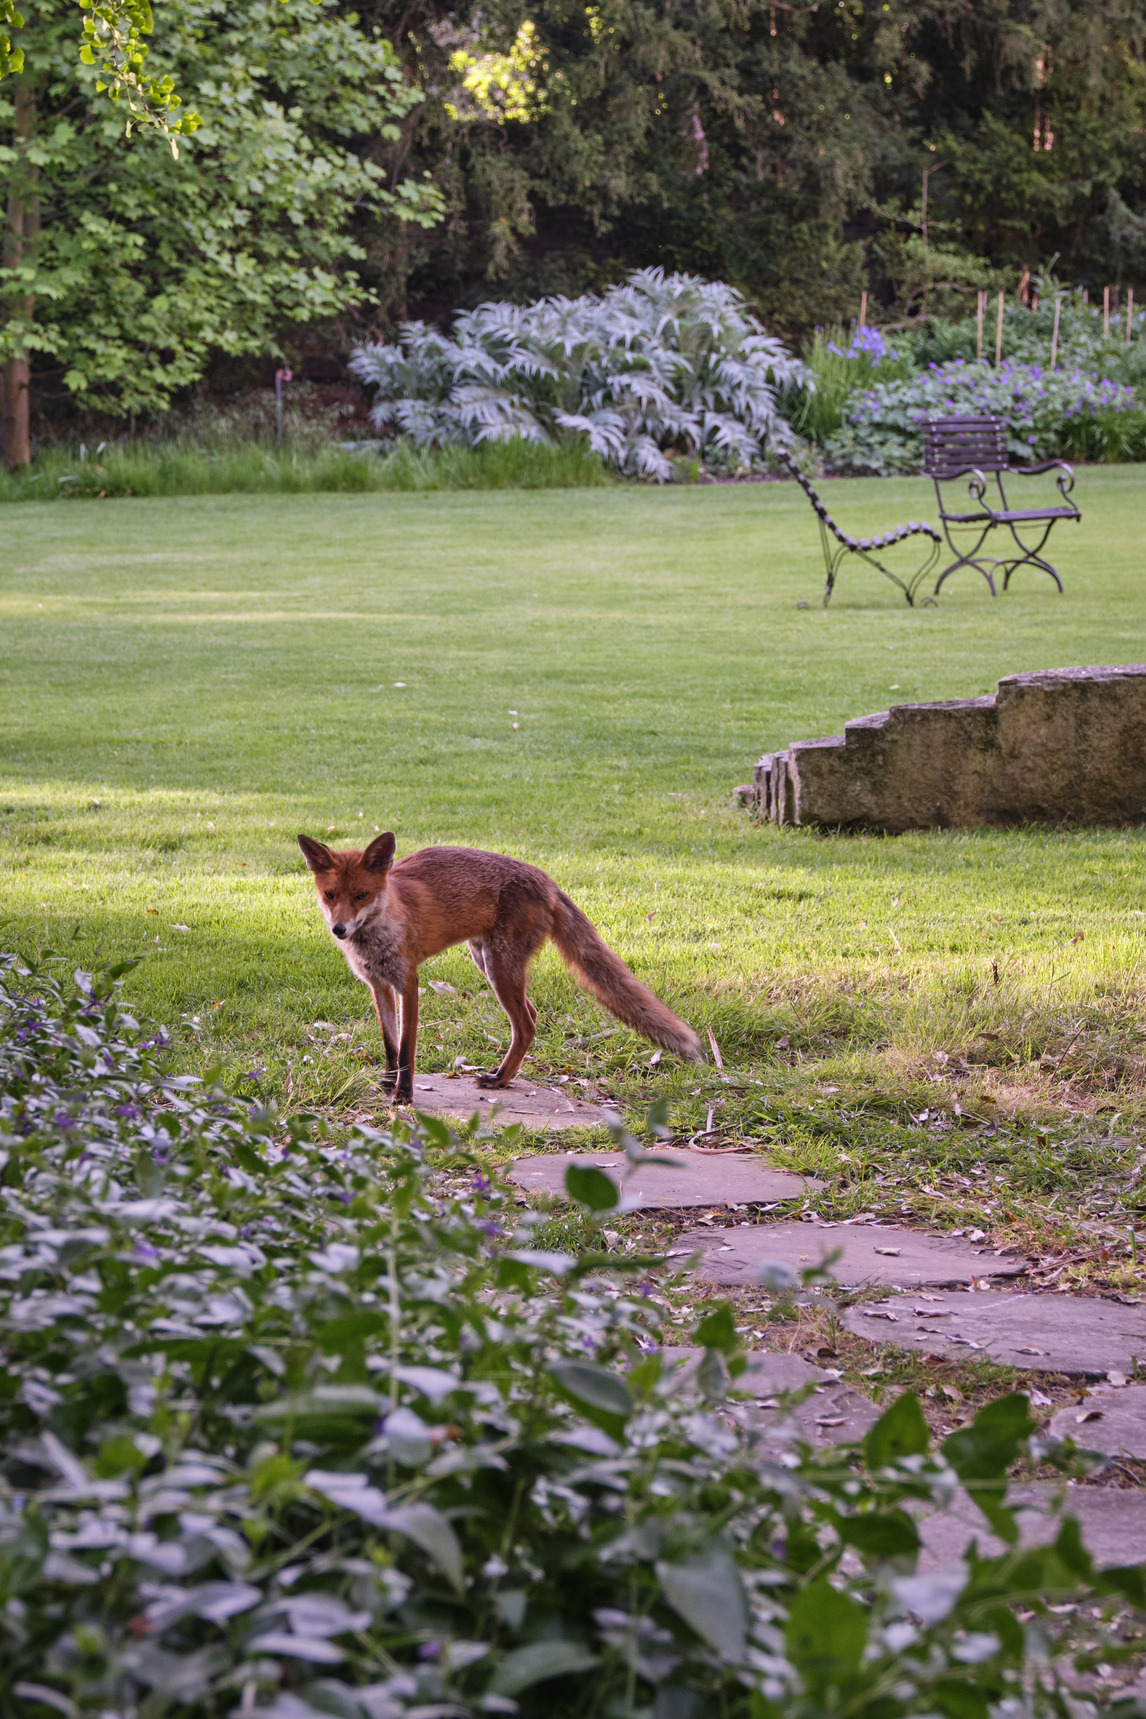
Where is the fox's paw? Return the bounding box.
[475,1070,511,1089]
[389,1080,414,1105]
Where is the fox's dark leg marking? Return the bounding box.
[369,981,400,1089]
[393,974,419,1105]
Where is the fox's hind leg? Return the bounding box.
[369,980,400,1090]
[475,950,537,1087]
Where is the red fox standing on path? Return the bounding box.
[298,830,704,1105]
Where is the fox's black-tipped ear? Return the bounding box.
[363,831,396,873]
[298,834,336,873]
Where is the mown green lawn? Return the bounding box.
[2,468,1145,1284]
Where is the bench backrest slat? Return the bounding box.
[922,415,1008,478]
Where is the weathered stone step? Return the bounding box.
[406,1073,609,1131]
[684,1222,1026,1289]
[843,1290,1146,1377]
[660,1347,879,1447]
[509,1150,818,1208]
[1049,1383,1146,1457]
[744,664,1146,833]
[917,1483,1146,1572]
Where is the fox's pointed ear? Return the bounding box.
[298,834,336,873]
[363,831,396,873]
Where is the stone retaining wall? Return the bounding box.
[740,665,1146,833]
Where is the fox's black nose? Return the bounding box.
[332,923,347,939]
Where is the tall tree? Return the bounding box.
[0,0,440,465]
[348,1,1146,331]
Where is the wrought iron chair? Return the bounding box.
[921,416,1080,596]
[777,451,942,607]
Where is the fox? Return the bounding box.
[297,830,703,1104]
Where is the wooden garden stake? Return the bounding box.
[859,289,867,328]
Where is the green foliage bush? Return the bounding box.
[2,956,1144,1718]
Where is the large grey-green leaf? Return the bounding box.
[656,1550,747,1661]
[490,1640,600,1695]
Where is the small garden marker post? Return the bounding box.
[976,290,985,359]
[1051,297,1061,369]
[1104,286,1111,337]
[859,289,867,328]
[995,290,1005,364]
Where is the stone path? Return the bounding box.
[661,1347,880,1447]
[1049,1384,1146,1457]
[916,1484,1146,1571]
[842,1290,1146,1377]
[406,1073,609,1131]
[684,1222,1026,1290]
[509,1149,817,1208]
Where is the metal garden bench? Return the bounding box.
[921,415,1080,595]
[777,450,942,607]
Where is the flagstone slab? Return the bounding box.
[509,1150,818,1208]
[916,1483,1146,1571]
[684,1223,1026,1290]
[402,1073,609,1132]
[660,1347,880,1447]
[843,1290,1146,1377]
[1049,1384,1146,1458]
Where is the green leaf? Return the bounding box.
[491,1641,599,1696]
[94,1435,148,1478]
[942,1394,1034,1481]
[785,1580,867,1689]
[695,1347,728,1400]
[657,1550,748,1661]
[863,1391,930,1468]
[840,1510,921,1560]
[382,1502,465,1593]
[693,1301,738,1354]
[550,1361,632,1437]
[564,1162,619,1210]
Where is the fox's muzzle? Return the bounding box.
[332,923,347,939]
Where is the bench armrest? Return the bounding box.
[1010,459,1077,508]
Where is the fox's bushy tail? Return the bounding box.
[550,891,704,1063]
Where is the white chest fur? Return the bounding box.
[340,908,408,991]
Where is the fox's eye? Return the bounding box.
[323,891,336,902]
[353,891,368,902]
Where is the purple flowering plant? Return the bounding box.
[826,359,1146,476]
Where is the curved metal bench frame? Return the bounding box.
[777,451,942,608]
[921,416,1080,596]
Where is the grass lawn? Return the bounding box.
[3,465,1146,1312]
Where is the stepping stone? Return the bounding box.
[403,1072,609,1132]
[842,1290,1146,1377]
[684,1223,1026,1290]
[509,1150,817,1208]
[1049,1384,1146,1458]
[659,1347,880,1448]
[916,1483,1146,1571]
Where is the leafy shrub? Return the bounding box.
[349,269,808,481]
[904,294,1146,385]
[825,359,1146,476]
[1,955,1143,1719]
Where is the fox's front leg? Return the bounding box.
[369,981,400,1090]
[393,974,419,1105]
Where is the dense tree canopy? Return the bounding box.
[351,0,1146,330]
[0,0,440,462]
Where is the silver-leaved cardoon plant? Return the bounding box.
[349,268,810,480]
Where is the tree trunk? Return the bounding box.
[2,79,39,470]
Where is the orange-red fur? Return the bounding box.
[298,831,702,1104]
